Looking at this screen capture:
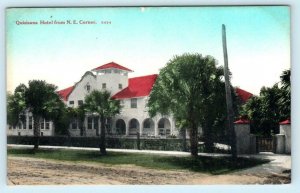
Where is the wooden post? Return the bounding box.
[222,24,237,158]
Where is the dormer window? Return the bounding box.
[105,69,111,74]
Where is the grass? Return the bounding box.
[7,148,269,175]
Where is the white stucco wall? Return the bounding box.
[67,71,129,108]
[96,73,128,96]
[67,72,97,107]
[7,112,55,136]
[111,96,178,137]
[280,124,291,154]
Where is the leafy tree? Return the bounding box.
[7,84,27,127]
[279,69,291,119]
[7,80,65,150]
[63,105,86,136]
[148,53,229,156]
[84,90,121,155]
[241,69,291,136]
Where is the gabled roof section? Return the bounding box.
[92,62,133,72]
[235,88,253,103]
[112,74,158,99]
[57,86,74,101]
[57,71,96,101]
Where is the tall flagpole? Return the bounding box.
[222,24,237,158]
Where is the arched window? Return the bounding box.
[158,118,171,136]
[143,118,155,136]
[129,119,140,135]
[116,119,126,135]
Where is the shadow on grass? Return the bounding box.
[8,148,269,174]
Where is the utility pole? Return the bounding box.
[222,24,237,158]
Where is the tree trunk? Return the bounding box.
[203,125,214,153]
[99,115,107,155]
[33,116,41,151]
[189,123,198,156]
[181,127,187,152]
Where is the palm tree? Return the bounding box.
[24,80,63,150]
[279,69,291,119]
[148,53,229,156]
[84,90,121,155]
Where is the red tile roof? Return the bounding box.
[92,62,133,72]
[235,88,253,103]
[112,74,158,99]
[57,86,74,101]
[234,119,250,124]
[279,119,291,125]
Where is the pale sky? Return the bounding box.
[6,6,290,95]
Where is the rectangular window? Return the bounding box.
[166,129,171,135]
[86,85,91,92]
[119,84,122,89]
[22,120,26,129]
[40,121,44,129]
[71,119,77,129]
[78,100,83,106]
[69,101,74,105]
[18,132,21,136]
[41,132,43,136]
[93,117,99,130]
[29,116,33,129]
[102,83,106,89]
[46,121,50,130]
[131,98,137,108]
[159,129,165,135]
[18,122,22,129]
[88,117,93,129]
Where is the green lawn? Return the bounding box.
[7,148,269,175]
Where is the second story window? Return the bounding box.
[85,83,91,93]
[131,98,137,108]
[102,83,106,89]
[69,101,74,105]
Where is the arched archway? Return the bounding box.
[129,118,140,135]
[115,119,126,135]
[158,118,171,136]
[142,118,155,136]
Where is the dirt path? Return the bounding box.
[7,156,290,185]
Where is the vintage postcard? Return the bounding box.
[6,6,291,185]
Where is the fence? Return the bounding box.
[7,136,190,152]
